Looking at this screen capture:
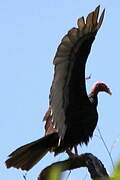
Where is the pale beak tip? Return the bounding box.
[109,91,112,95]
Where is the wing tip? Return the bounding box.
[97,8,105,30]
[96,5,100,10]
[77,5,105,33]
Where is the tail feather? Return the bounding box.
[5,133,58,170]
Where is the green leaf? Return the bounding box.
[110,160,120,180]
[48,165,62,180]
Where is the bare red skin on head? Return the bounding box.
[91,81,112,96]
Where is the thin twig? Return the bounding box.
[97,127,115,169]
[85,74,92,80]
[22,172,27,180]
[66,170,71,180]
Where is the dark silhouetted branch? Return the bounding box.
[38,153,109,180]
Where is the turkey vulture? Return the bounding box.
[5,6,111,171]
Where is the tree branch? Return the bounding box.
[38,153,109,180]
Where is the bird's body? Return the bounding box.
[5,6,111,171]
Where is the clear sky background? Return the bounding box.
[0,1,120,180]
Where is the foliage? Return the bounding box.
[110,160,120,180]
[48,165,62,180]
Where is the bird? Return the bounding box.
[5,6,112,171]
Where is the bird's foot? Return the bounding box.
[66,149,79,158]
[74,144,78,155]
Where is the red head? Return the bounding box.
[91,81,112,96]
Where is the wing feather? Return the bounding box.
[97,8,105,30]
[77,17,85,30]
[61,35,73,48]
[44,6,105,140]
[93,5,100,26]
[68,28,79,44]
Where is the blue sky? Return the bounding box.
[0,1,120,180]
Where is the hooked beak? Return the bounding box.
[107,88,112,95]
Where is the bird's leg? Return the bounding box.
[66,149,77,158]
[74,144,78,155]
[66,149,73,157]
[66,145,78,158]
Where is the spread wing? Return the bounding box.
[44,6,105,140]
